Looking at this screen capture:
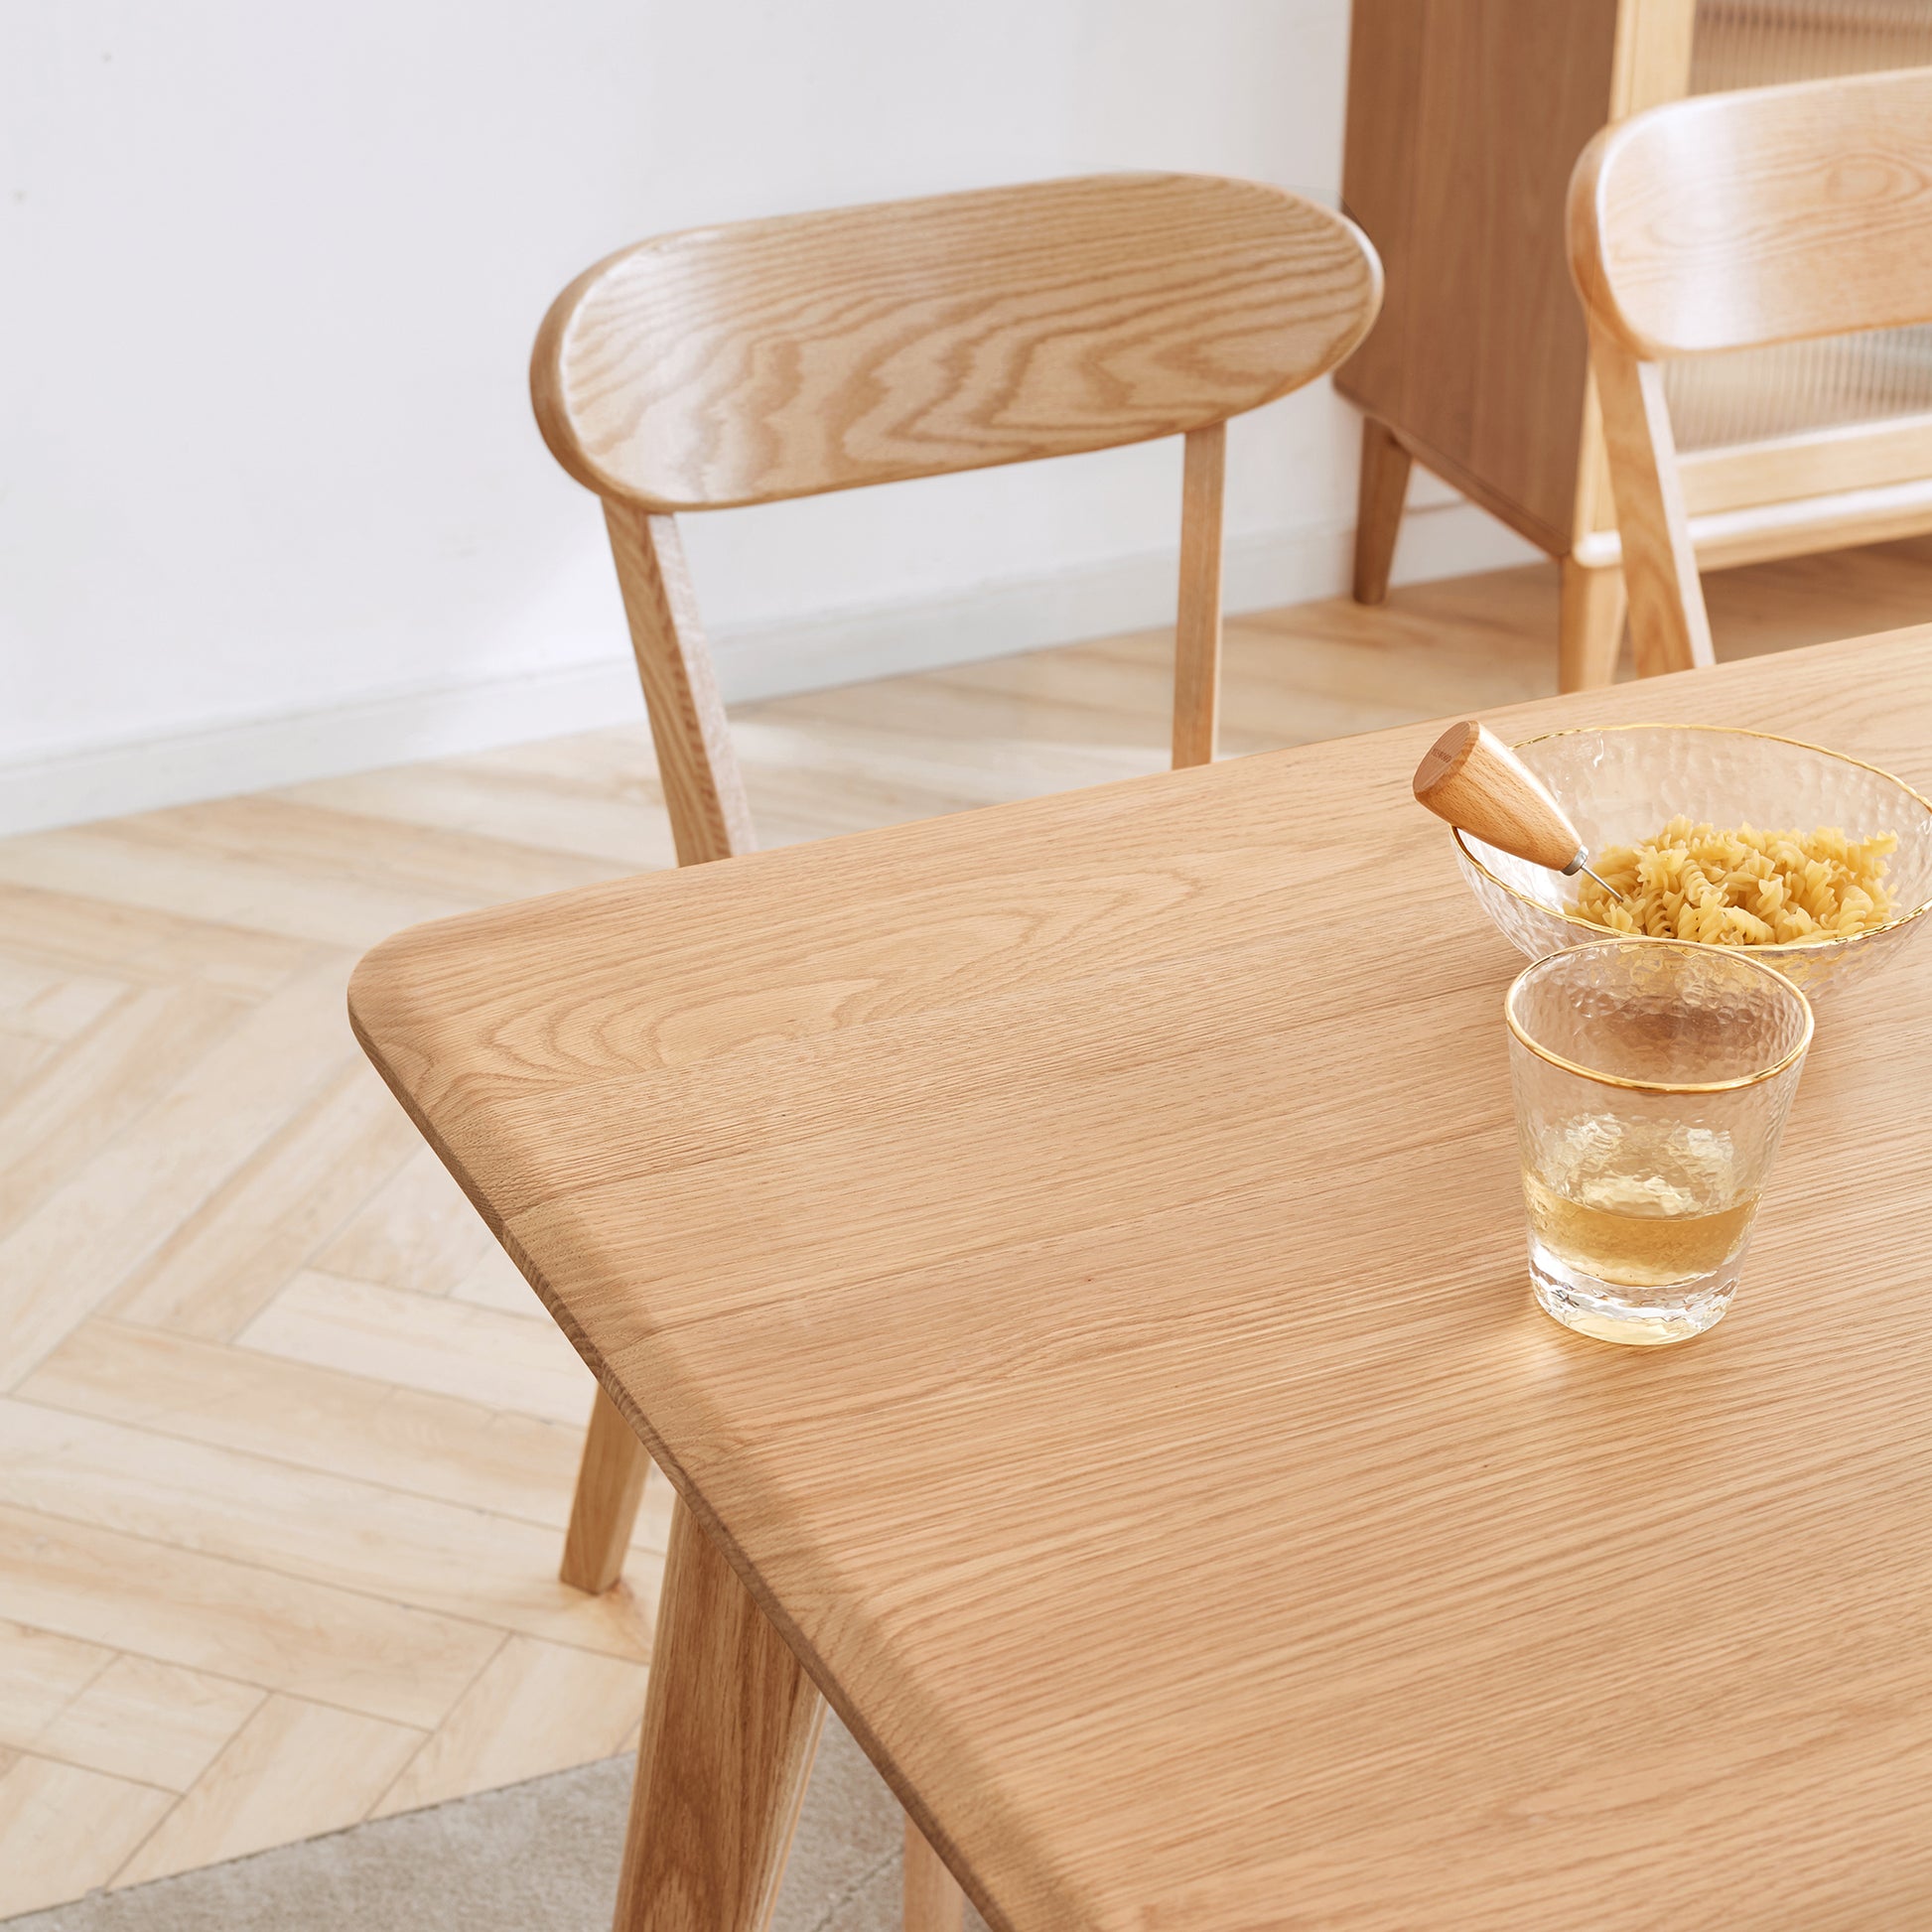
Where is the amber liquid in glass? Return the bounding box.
[1523,1115,1756,1290]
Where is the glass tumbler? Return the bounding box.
[1506,938,1813,1346]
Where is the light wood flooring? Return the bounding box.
[2,540,1929,1915]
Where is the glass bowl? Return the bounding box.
[1452,724,1932,999]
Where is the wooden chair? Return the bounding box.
[530,169,1378,1930]
[1568,67,1932,678]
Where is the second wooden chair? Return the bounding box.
[1569,68,1932,677]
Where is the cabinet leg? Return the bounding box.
[904,1815,966,1932]
[1352,419,1412,606]
[561,1385,652,1594]
[1558,558,1627,694]
[613,1495,825,1932]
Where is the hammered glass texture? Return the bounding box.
[1507,944,1811,1341]
[1509,937,1811,1087]
[1693,0,1932,94]
[1669,0,1932,451]
[1454,726,1932,998]
[1510,947,1807,1224]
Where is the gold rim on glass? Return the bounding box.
[1451,722,1932,954]
[1504,936,1815,1094]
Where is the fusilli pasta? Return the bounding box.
[1572,816,1897,946]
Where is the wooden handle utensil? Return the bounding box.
[1413,721,1620,896]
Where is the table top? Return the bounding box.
[350,626,1932,1932]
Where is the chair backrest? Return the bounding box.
[1567,69,1932,676]
[533,173,1379,868]
[1571,67,1932,361]
[533,172,1381,510]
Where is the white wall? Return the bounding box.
[0,0,1534,835]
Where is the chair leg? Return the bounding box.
[603,501,757,867]
[613,1495,824,1932]
[1557,558,1627,694]
[561,1385,651,1594]
[1172,421,1226,770]
[1352,418,1412,607]
[562,503,759,1593]
[1587,328,1716,678]
[903,1816,966,1932]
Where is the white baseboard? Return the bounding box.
[0,500,1538,838]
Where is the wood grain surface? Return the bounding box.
[1556,553,1628,693]
[1610,0,1696,122]
[4,548,1929,1916]
[903,1814,967,1932]
[1589,324,1719,675]
[602,503,755,867]
[1350,418,1412,607]
[1333,0,1681,690]
[1169,424,1226,771]
[540,171,1379,1604]
[533,174,1379,512]
[1411,721,1584,872]
[1,552,1624,1913]
[352,626,1932,1930]
[559,1384,652,1595]
[1338,0,1624,553]
[613,1499,823,1932]
[1571,66,1932,360]
[1680,412,1932,518]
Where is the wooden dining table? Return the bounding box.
[349,624,1932,1932]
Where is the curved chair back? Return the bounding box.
[534,172,1380,511]
[532,173,1378,837]
[1569,69,1932,674]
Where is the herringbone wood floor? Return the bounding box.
[2,542,1930,1915]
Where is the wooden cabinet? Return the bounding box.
[1339,0,1932,688]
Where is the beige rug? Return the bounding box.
[3,1716,989,1932]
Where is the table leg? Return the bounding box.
[562,1385,652,1593]
[614,1494,825,1932]
[903,1816,966,1932]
